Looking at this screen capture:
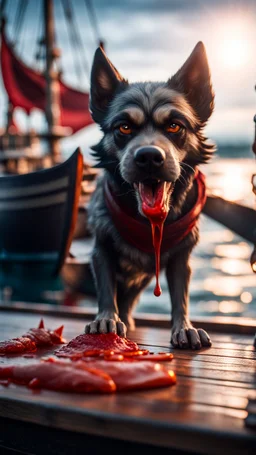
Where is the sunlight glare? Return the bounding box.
[214,243,251,259]
[221,38,249,69]
[240,291,252,304]
[211,258,250,275]
[219,301,243,313]
[217,166,249,202]
[215,17,253,70]
[204,277,242,296]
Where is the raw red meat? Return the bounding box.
[55,333,140,359]
[100,351,174,361]
[55,333,174,363]
[43,357,176,391]
[77,359,176,391]
[0,360,116,393]
[0,337,36,355]
[128,353,174,361]
[0,319,65,355]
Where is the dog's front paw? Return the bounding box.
[119,314,136,332]
[171,326,211,350]
[85,312,127,337]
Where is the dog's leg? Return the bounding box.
[166,248,211,349]
[117,275,153,331]
[85,243,127,336]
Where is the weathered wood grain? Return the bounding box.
[1,303,256,334]
[0,309,255,454]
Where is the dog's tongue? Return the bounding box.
[138,182,167,216]
[138,182,168,297]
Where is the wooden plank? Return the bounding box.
[0,311,255,361]
[0,312,255,389]
[0,310,256,453]
[1,363,254,408]
[138,343,256,361]
[176,376,255,390]
[163,353,256,368]
[1,313,255,365]
[1,304,256,335]
[1,347,255,374]
[147,376,256,401]
[171,358,256,375]
[133,326,256,349]
[136,329,256,347]
[139,339,256,353]
[0,386,255,455]
[172,363,256,385]
[1,354,254,387]
[0,382,247,421]
[202,333,256,345]
[1,313,253,349]
[0,311,255,362]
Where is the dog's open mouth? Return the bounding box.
[134,180,173,216]
[133,180,174,298]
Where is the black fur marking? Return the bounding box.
[90,47,129,123]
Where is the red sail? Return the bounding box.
[0,30,94,134]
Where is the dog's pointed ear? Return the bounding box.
[168,42,214,124]
[90,47,127,123]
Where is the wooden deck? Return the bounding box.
[0,307,256,454]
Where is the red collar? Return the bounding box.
[104,170,207,254]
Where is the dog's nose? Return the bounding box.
[134,146,166,169]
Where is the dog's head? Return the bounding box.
[90,43,215,216]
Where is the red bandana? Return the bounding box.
[104,170,207,254]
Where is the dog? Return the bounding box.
[85,42,215,349]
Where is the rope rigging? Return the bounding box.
[84,0,103,48]
[13,0,28,47]
[61,0,90,84]
[1,0,103,84]
[34,0,45,70]
[0,0,7,21]
[0,0,99,140]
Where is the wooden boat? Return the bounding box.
[0,147,83,302]
[0,0,100,299]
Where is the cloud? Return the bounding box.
[93,0,256,15]
[1,0,256,143]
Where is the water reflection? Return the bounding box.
[218,301,244,314]
[214,243,252,259]
[210,166,250,202]
[204,276,242,297]
[240,291,253,304]
[211,258,250,275]
[203,159,255,206]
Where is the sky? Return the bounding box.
[1,0,256,155]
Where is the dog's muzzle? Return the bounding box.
[134,146,166,172]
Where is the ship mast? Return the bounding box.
[44,0,61,163]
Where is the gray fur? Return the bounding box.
[86,43,215,349]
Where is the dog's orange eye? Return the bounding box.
[119,124,132,135]
[166,123,181,134]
